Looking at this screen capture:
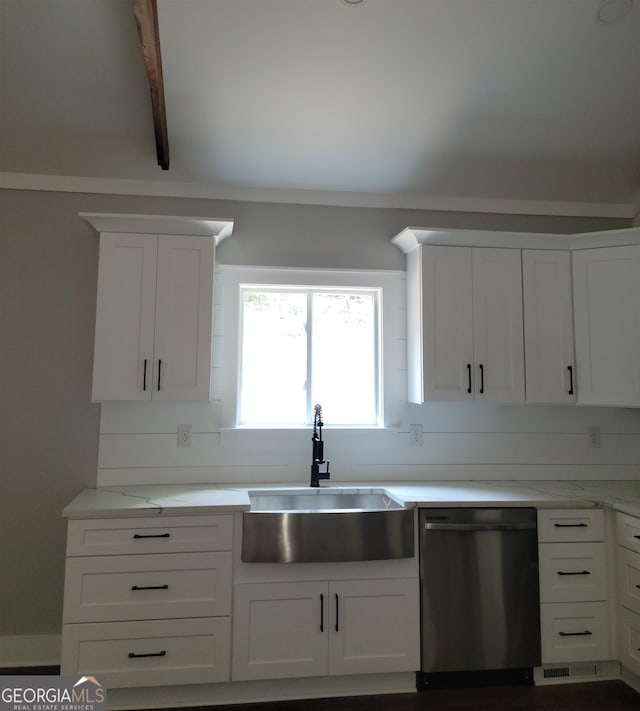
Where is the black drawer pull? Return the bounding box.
[479,363,484,394]
[554,523,587,528]
[320,593,324,632]
[634,535,640,540]
[558,630,592,637]
[131,584,169,591]
[133,533,170,539]
[335,593,339,632]
[557,570,591,576]
[466,363,472,394]
[143,359,148,391]
[128,650,166,659]
[568,365,574,395]
[157,359,162,391]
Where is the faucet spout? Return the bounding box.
[310,404,331,488]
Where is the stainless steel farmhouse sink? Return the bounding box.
[241,488,414,563]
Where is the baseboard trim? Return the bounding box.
[0,635,61,668]
[620,665,640,694]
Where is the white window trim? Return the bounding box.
[215,265,406,430]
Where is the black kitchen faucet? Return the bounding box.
[310,404,330,487]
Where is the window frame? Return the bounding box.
[215,265,405,431]
[238,283,382,427]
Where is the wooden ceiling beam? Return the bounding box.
[132,0,169,170]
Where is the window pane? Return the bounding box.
[311,292,377,425]
[239,290,307,424]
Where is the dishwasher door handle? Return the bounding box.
[424,522,537,532]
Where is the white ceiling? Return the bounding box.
[1,0,639,215]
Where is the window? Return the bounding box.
[238,285,380,426]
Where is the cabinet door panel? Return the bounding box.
[472,248,525,402]
[522,250,575,403]
[232,582,327,681]
[573,245,640,406]
[540,601,610,663]
[92,233,157,401]
[421,246,474,401]
[329,579,419,676]
[153,235,214,401]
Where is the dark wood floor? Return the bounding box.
[2,670,638,710]
[206,682,639,711]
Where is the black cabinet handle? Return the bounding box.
[466,363,472,394]
[554,523,587,528]
[335,593,339,632]
[157,359,162,391]
[143,359,148,391]
[557,570,590,576]
[320,594,324,632]
[633,535,640,540]
[131,584,169,591]
[133,533,170,539]
[479,364,484,394]
[128,650,166,659]
[558,631,592,637]
[568,365,574,395]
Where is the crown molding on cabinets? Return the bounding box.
[79,212,234,244]
[392,226,640,253]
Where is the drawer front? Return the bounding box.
[616,512,640,555]
[538,542,608,603]
[537,509,604,543]
[66,515,233,557]
[618,546,640,616]
[61,617,231,687]
[540,601,610,663]
[63,552,232,622]
[619,606,640,677]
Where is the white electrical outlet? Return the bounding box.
[177,424,192,447]
[409,424,423,446]
[588,425,601,448]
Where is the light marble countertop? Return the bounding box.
[62,480,640,519]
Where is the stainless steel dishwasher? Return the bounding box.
[419,508,540,688]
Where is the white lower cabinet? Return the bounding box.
[61,515,233,687]
[616,511,640,677]
[537,509,612,665]
[232,578,420,681]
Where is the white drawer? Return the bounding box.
[616,512,640,555]
[619,606,640,677]
[540,601,611,663]
[66,515,233,557]
[538,542,608,603]
[537,509,604,543]
[63,552,232,622]
[618,546,640,616]
[60,617,231,687]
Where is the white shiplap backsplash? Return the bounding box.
[96,268,640,487]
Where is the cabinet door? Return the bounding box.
[92,233,157,401]
[573,245,640,406]
[472,248,525,402]
[420,246,474,401]
[232,582,327,681]
[329,579,419,676]
[522,250,576,403]
[153,235,214,401]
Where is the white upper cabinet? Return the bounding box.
[85,213,233,403]
[408,245,524,403]
[522,250,576,403]
[572,245,640,407]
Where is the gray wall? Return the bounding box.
[0,187,629,640]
